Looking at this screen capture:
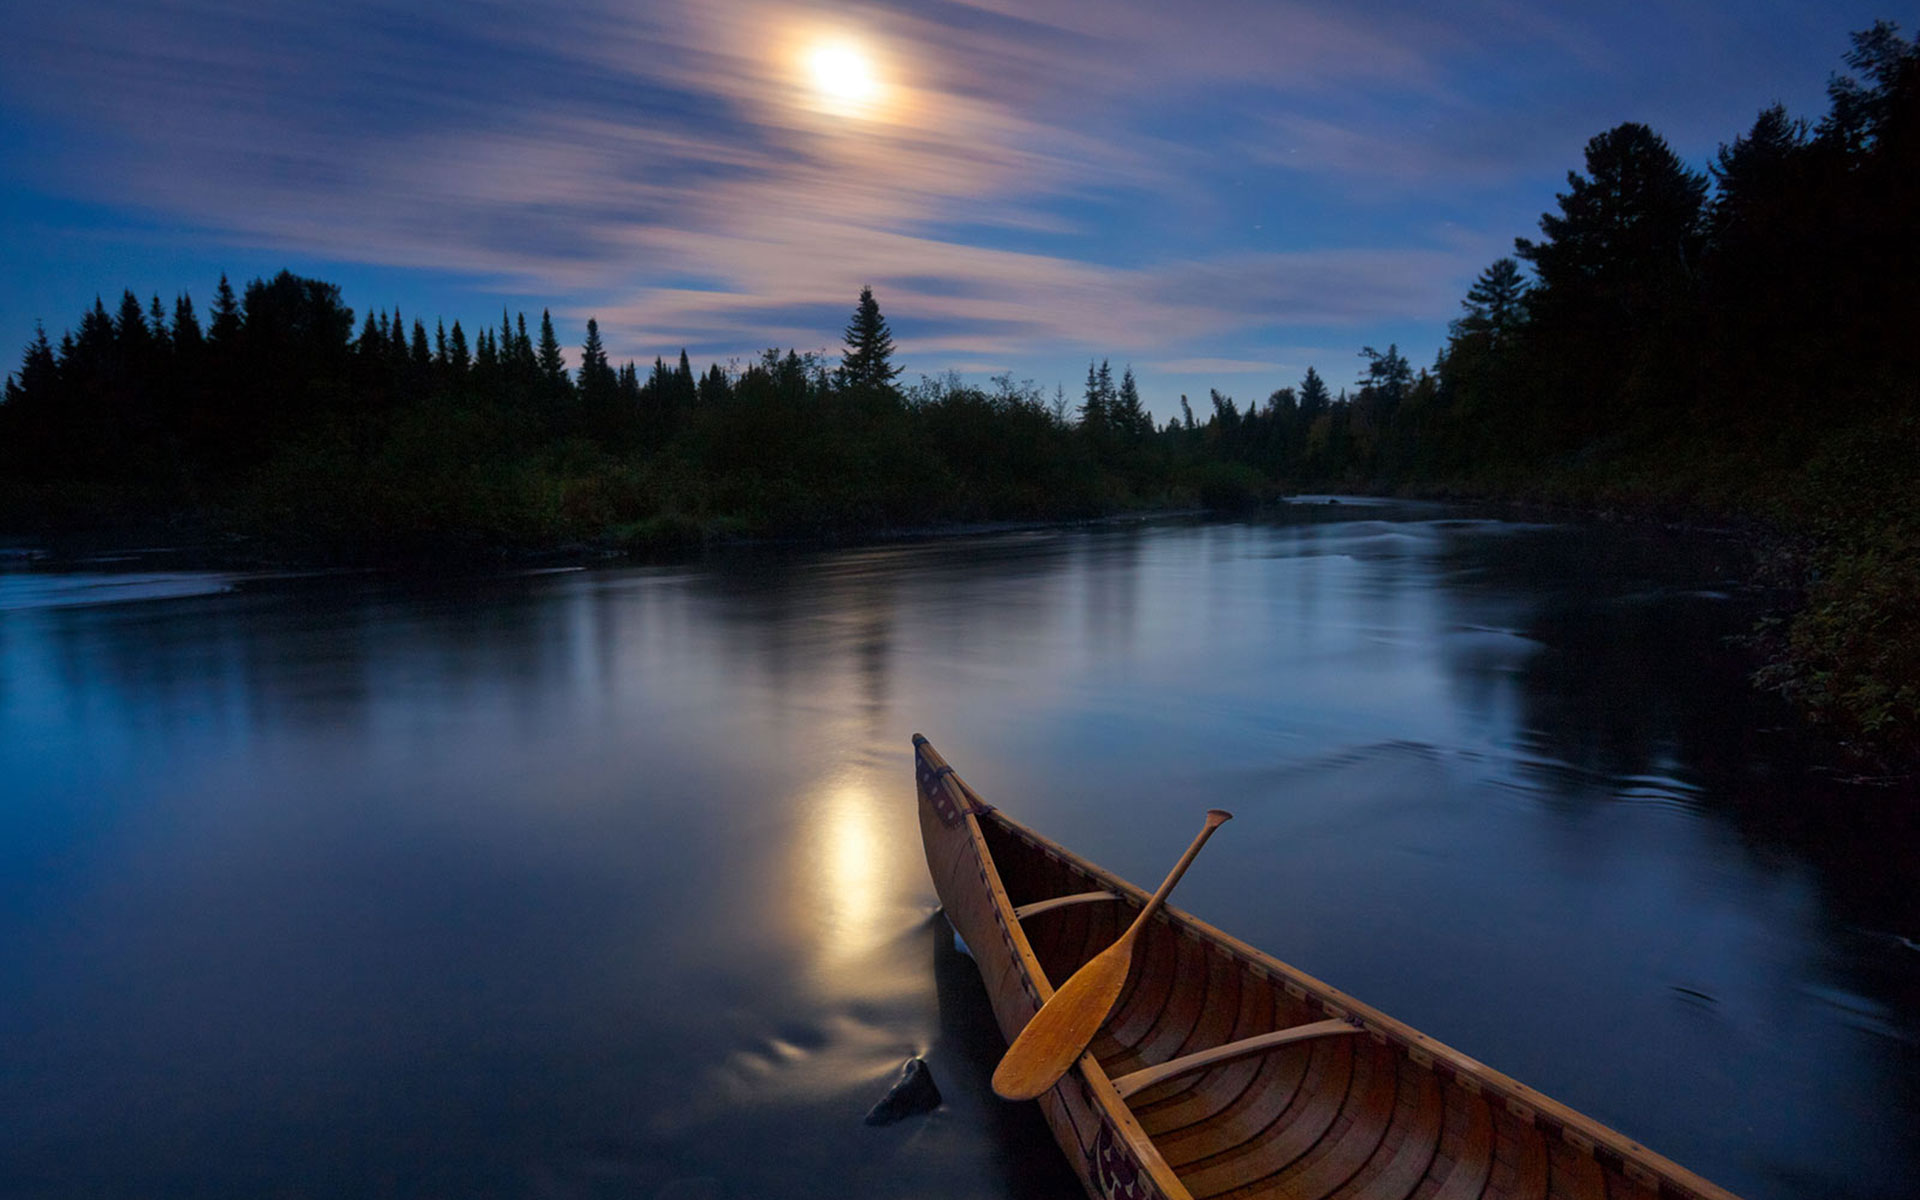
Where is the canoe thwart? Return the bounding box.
[1013,890,1121,920]
[1110,1018,1362,1100]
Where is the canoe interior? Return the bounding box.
[971,810,1734,1200]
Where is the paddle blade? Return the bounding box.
[991,939,1132,1100]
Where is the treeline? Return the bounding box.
[0,276,1250,555]
[4,21,1915,754]
[1191,21,1915,759]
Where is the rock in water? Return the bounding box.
[864,1057,941,1125]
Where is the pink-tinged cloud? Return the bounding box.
[1,0,1885,401]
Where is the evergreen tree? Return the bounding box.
[1358,345,1412,405]
[115,290,150,354]
[1710,105,1810,242]
[698,362,731,406]
[1818,20,1917,154]
[448,321,470,376]
[537,309,569,393]
[410,320,431,368]
[838,285,900,389]
[1515,122,1707,327]
[171,294,202,353]
[148,295,171,349]
[11,323,57,400]
[514,314,536,380]
[577,317,617,402]
[1112,366,1147,439]
[388,309,410,369]
[1080,360,1109,434]
[1298,367,1330,419]
[1453,259,1529,347]
[209,274,241,345]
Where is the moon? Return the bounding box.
[805,39,881,115]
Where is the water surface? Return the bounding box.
[2,504,1914,1199]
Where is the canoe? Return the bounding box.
[913,735,1742,1200]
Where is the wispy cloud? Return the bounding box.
[1,0,1887,398]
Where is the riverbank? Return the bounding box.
[1384,425,1920,779]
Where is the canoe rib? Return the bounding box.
[912,736,1746,1200]
[1112,1019,1362,1099]
[1016,890,1121,920]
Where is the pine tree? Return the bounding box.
[12,323,57,400]
[537,309,570,394]
[148,294,171,349]
[115,290,150,353]
[389,309,410,369]
[1298,367,1330,419]
[410,319,431,368]
[448,321,470,376]
[209,274,241,344]
[1453,259,1528,348]
[698,362,731,406]
[1113,365,1147,438]
[577,317,617,404]
[1515,122,1707,325]
[172,294,203,353]
[838,285,900,389]
[1080,360,1108,434]
[514,314,535,380]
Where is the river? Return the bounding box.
[1,501,1914,1200]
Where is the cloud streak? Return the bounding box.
[0,0,1894,405]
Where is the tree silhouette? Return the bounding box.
[1113,366,1148,439]
[1516,122,1706,326]
[537,309,571,401]
[1453,258,1529,348]
[208,275,241,345]
[577,317,617,406]
[838,285,899,389]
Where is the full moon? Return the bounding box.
[805,39,880,114]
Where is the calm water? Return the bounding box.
[2,502,1915,1200]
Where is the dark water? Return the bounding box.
[2,502,1915,1200]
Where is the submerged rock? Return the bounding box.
[863,1056,941,1125]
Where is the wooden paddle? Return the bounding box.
[992,808,1233,1101]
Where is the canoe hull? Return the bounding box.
[912,736,1743,1200]
[916,737,1174,1200]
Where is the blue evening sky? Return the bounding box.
[0,1,1895,420]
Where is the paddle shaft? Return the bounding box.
[991,808,1232,1100]
[1125,808,1232,942]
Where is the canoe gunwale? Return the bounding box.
[915,736,1195,1200]
[971,805,1745,1200]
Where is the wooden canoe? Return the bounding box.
[913,735,1743,1200]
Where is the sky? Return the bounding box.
[0,0,1897,421]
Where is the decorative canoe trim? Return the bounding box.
[915,746,994,827]
[1109,1018,1362,1099]
[1014,890,1121,920]
[916,754,966,827]
[1093,1122,1162,1200]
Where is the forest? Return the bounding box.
[3,24,1915,759]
